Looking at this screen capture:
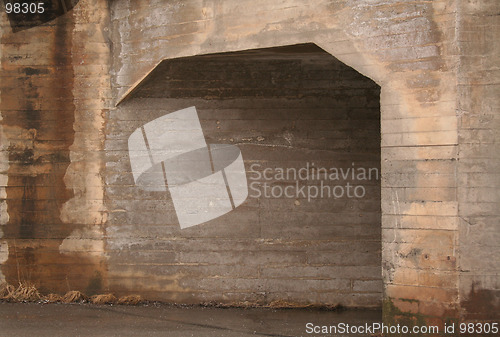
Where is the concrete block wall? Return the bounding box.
[108,0,468,324]
[0,0,111,294]
[456,0,500,320]
[0,0,496,329]
[105,45,382,305]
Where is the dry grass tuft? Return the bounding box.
[5,282,41,302]
[118,295,142,305]
[0,283,15,299]
[1,283,143,306]
[62,290,87,303]
[90,293,117,305]
[44,293,63,303]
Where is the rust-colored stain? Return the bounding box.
[0,14,106,295]
[462,283,500,321]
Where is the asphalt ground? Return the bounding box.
[0,302,381,337]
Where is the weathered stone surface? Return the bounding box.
[105,45,382,306]
[0,0,110,295]
[0,0,497,328]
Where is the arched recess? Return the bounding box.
[109,0,462,324]
[105,43,382,307]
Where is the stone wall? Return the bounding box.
[105,44,382,305]
[457,0,500,320]
[108,0,465,324]
[0,0,497,328]
[0,0,111,294]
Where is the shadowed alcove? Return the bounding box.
[106,43,382,306]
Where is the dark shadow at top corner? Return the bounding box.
[3,0,80,33]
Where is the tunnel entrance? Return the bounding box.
[107,43,382,306]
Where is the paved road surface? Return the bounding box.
[0,303,381,337]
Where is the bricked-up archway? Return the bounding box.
[106,43,382,307]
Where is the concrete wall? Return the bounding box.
[0,0,497,328]
[0,0,111,294]
[108,0,464,323]
[456,0,500,320]
[105,45,382,305]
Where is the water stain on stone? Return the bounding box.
[462,283,500,320]
[86,271,103,296]
[0,11,106,294]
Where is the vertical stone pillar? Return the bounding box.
[457,0,500,321]
[0,0,110,295]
